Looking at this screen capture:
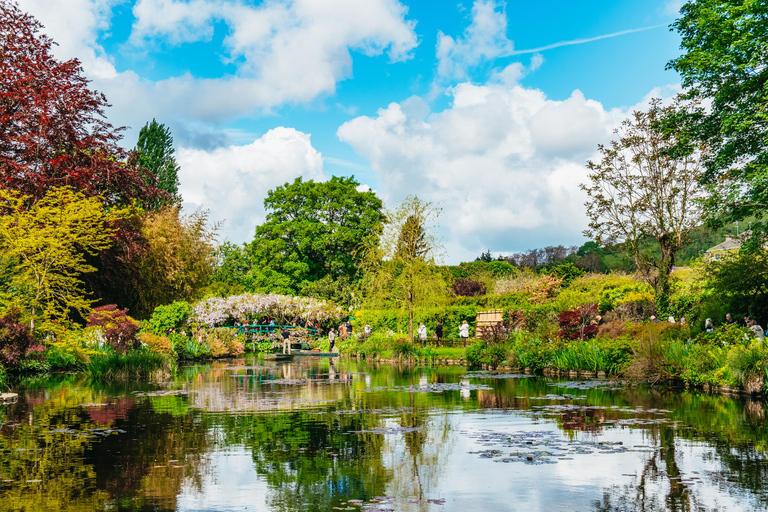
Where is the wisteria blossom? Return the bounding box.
[192,294,346,328]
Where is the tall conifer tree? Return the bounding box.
[135,119,181,206]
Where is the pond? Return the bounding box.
[1,357,768,511]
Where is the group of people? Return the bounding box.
[416,320,470,342]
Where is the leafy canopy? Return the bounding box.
[248,176,385,294]
[669,0,768,243]
[359,196,446,339]
[0,187,128,333]
[0,0,162,207]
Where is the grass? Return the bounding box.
[85,350,175,381]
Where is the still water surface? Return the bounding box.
[1,357,768,511]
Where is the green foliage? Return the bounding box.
[146,301,193,335]
[84,350,175,381]
[388,338,419,362]
[175,336,212,360]
[507,334,552,371]
[0,365,6,391]
[670,0,768,239]
[552,338,634,374]
[45,326,104,369]
[134,119,181,206]
[544,262,585,287]
[726,343,768,391]
[249,176,385,294]
[463,341,485,368]
[706,249,768,324]
[358,333,387,360]
[354,306,477,340]
[0,187,127,333]
[133,206,217,317]
[446,260,518,280]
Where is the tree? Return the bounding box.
[581,99,707,309]
[360,196,446,340]
[134,119,181,206]
[706,249,768,324]
[0,0,161,207]
[669,1,768,245]
[131,205,218,318]
[0,187,126,333]
[249,176,385,294]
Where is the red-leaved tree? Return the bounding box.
[0,0,162,206]
[557,304,599,340]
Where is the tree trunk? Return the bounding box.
[656,240,676,315]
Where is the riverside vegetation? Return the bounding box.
[0,0,767,398]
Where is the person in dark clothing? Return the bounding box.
[281,328,291,354]
[435,322,443,340]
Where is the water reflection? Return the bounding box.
[0,358,767,511]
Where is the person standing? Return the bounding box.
[459,320,470,343]
[339,323,348,340]
[417,322,427,342]
[328,329,336,352]
[435,322,443,341]
[364,323,372,337]
[725,313,736,325]
[705,318,714,332]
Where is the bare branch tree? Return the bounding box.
[581,98,708,307]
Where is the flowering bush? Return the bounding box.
[192,293,346,327]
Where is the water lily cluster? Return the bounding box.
[192,293,346,327]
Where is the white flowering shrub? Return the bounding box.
[192,293,346,328]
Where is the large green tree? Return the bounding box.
[669,0,768,243]
[134,119,181,206]
[248,176,385,295]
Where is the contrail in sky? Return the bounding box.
[508,24,667,55]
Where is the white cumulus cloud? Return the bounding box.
[16,0,419,146]
[436,0,512,82]
[337,82,647,262]
[177,127,326,243]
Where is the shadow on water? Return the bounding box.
[0,357,767,511]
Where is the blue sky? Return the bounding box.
[18,0,684,262]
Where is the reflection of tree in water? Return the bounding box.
[593,428,703,512]
[217,410,391,512]
[593,423,768,512]
[387,395,454,510]
[0,383,211,512]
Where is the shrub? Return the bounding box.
[507,333,552,371]
[597,320,629,339]
[545,262,585,287]
[465,341,486,368]
[557,304,599,340]
[452,279,486,297]
[87,305,140,353]
[203,328,245,357]
[359,333,387,359]
[145,301,193,335]
[726,343,767,393]
[139,331,175,356]
[45,326,104,369]
[389,338,419,362]
[0,309,44,366]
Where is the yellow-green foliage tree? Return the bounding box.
[0,187,126,334]
[133,205,217,317]
[360,196,447,340]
